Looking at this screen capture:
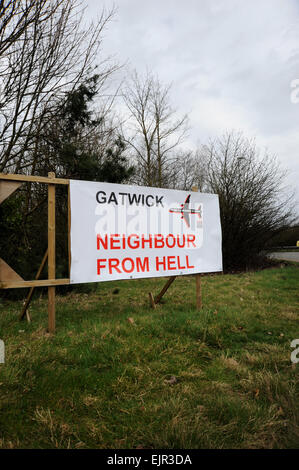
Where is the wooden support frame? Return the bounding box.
[0,172,71,334]
[1,172,205,334]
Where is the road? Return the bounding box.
[269,252,299,263]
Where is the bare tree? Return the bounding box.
[0,0,117,173]
[171,147,209,191]
[122,70,188,187]
[0,0,59,57]
[192,147,210,191]
[203,130,295,270]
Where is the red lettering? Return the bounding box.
[136,257,149,272]
[108,258,121,273]
[167,256,176,270]
[97,259,106,274]
[186,255,194,269]
[154,234,164,248]
[99,233,193,251]
[156,256,166,271]
[166,234,176,248]
[127,234,139,249]
[122,257,134,273]
[97,234,108,250]
[142,235,153,249]
[110,234,121,249]
[177,256,186,269]
[177,234,186,248]
[187,234,196,248]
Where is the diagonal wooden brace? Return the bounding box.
[154,276,176,305]
[0,180,22,204]
[19,249,48,321]
[0,258,24,283]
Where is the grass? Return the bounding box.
[0,265,299,449]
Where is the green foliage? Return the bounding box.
[62,75,100,132]
[35,74,134,183]
[268,226,299,247]
[100,137,134,183]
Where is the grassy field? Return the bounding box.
[0,265,299,449]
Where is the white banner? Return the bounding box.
[70,180,222,283]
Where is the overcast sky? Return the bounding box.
[86,0,299,212]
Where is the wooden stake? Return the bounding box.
[48,172,56,334]
[19,249,48,320]
[154,276,176,304]
[148,292,156,309]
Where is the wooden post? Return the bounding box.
[68,183,71,276]
[192,185,202,311]
[48,172,56,333]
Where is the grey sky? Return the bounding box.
[86,0,299,210]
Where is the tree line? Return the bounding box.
[0,0,296,292]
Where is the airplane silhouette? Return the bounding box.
[169,194,202,227]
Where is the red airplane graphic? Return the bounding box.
[169,194,202,227]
